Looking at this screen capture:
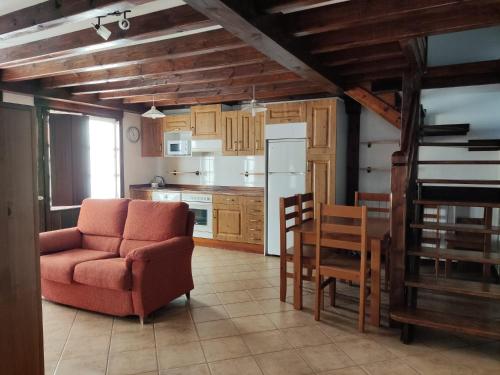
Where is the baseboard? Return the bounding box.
[193,238,263,254]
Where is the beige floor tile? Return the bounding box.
[441,343,500,371]
[110,326,155,353]
[247,287,280,301]
[209,356,263,375]
[45,359,58,375]
[189,293,223,308]
[69,316,113,338]
[232,314,276,334]
[241,279,273,289]
[113,316,148,333]
[212,281,247,292]
[160,363,211,375]
[217,291,253,304]
[403,352,475,374]
[191,283,216,296]
[157,341,206,370]
[224,301,264,318]
[266,310,315,329]
[335,337,396,365]
[255,349,313,375]
[282,325,332,348]
[196,319,239,340]
[362,358,419,375]
[107,347,157,375]
[191,305,229,323]
[62,334,110,359]
[200,335,250,362]
[155,322,199,347]
[242,330,292,355]
[317,366,367,375]
[257,299,294,314]
[153,308,192,327]
[299,343,355,373]
[55,353,108,375]
[365,329,432,358]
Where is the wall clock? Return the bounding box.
[127,126,140,143]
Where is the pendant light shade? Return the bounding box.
[142,96,165,119]
[241,85,267,117]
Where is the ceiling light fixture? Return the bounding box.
[92,10,131,41]
[92,17,111,40]
[241,85,267,117]
[142,96,165,119]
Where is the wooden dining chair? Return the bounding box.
[314,203,368,332]
[355,191,391,289]
[279,194,315,302]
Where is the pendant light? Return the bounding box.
[241,85,267,117]
[142,96,165,119]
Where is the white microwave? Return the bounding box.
[164,131,192,156]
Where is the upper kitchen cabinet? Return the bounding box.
[306,154,336,217]
[253,112,265,155]
[265,102,306,124]
[222,111,238,156]
[307,99,337,155]
[190,104,221,139]
[141,117,163,157]
[237,111,255,156]
[164,114,191,132]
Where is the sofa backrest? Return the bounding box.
[119,200,190,257]
[77,198,130,253]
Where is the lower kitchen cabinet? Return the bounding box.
[243,196,264,244]
[213,198,245,242]
[130,189,152,200]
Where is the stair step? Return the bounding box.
[405,275,500,299]
[408,247,500,265]
[421,124,470,137]
[418,160,500,165]
[411,223,500,235]
[419,139,500,151]
[390,307,500,340]
[417,179,500,185]
[414,199,500,208]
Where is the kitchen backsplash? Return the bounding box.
[158,155,265,187]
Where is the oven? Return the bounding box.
[181,193,213,239]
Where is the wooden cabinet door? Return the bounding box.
[191,104,221,138]
[221,111,238,156]
[0,103,44,375]
[266,102,306,124]
[307,99,336,155]
[129,189,152,200]
[254,112,265,155]
[237,111,255,155]
[213,205,244,242]
[141,118,163,157]
[306,154,336,217]
[243,196,264,244]
[164,114,191,132]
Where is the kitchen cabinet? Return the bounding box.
[243,196,264,244]
[190,104,221,139]
[237,111,255,156]
[213,195,244,242]
[306,99,337,155]
[254,112,265,155]
[130,189,152,200]
[265,102,306,124]
[306,154,336,217]
[141,117,163,157]
[221,111,238,156]
[163,114,191,132]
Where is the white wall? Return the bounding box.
[2,91,34,106]
[358,108,400,194]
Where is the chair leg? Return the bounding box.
[329,278,336,307]
[385,251,390,290]
[280,258,287,302]
[358,277,366,333]
[186,291,191,300]
[314,273,321,321]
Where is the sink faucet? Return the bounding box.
[151,175,166,186]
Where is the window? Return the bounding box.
[48,112,121,208]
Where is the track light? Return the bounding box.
[92,17,111,40]
[92,10,131,40]
[118,11,131,30]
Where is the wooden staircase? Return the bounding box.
[390,121,500,343]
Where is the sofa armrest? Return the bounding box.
[126,236,194,264]
[39,227,82,255]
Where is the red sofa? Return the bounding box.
[39,199,195,321]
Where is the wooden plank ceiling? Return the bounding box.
[0,0,499,115]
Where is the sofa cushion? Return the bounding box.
[77,198,130,238]
[82,234,122,253]
[122,200,189,242]
[40,249,116,284]
[119,239,157,258]
[74,258,131,291]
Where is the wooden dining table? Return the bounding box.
[292,217,390,327]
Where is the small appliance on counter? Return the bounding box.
[150,175,165,188]
[164,131,192,156]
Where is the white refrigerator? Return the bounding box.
[266,137,307,256]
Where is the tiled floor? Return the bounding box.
[43,246,500,375]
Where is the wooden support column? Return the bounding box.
[344,97,361,205]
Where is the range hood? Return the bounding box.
[191,139,222,155]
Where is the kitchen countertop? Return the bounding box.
[130,184,264,197]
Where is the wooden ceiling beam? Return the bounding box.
[1,29,245,81]
[345,86,401,128]
[99,71,300,100]
[337,58,408,77]
[260,0,341,14]
[400,38,427,74]
[288,0,481,37]
[69,61,286,94]
[307,1,500,54]
[0,5,215,68]
[40,47,268,88]
[0,0,152,40]
[320,43,403,67]
[184,0,343,95]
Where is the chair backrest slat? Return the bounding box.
[320,238,362,251]
[279,195,301,256]
[297,192,314,222]
[355,191,391,218]
[321,223,361,235]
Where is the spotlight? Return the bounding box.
[92,17,111,40]
[118,11,131,30]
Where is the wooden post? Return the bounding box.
[344,97,361,206]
